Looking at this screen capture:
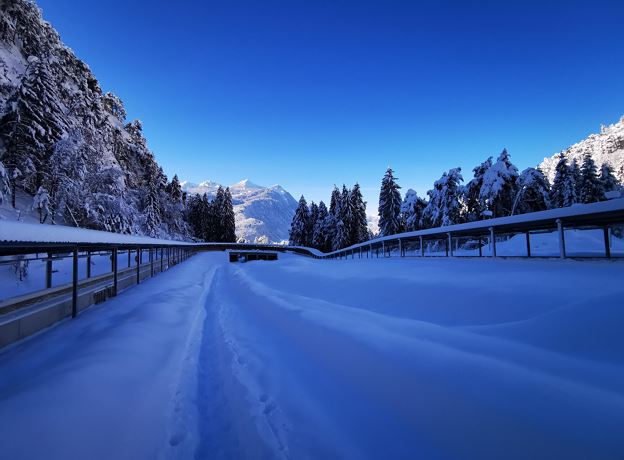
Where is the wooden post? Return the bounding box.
[150,248,154,277]
[526,232,531,257]
[556,219,565,259]
[399,238,403,257]
[72,247,78,318]
[420,236,424,257]
[603,227,611,258]
[136,246,141,284]
[46,252,52,289]
[490,227,497,258]
[448,233,452,257]
[445,235,449,257]
[128,249,131,268]
[112,247,118,296]
[478,237,482,257]
[86,251,91,278]
[161,248,164,272]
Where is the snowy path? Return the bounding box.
[1,253,624,459]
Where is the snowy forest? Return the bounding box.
[0,0,235,243]
[292,148,623,250]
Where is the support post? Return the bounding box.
[399,238,403,257]
[490,227,497,258]
[46,252,52,289]
[603,227,611,258]
[161,248,164,272]
[150,248,154,277]
[369,244,372,259]
[420,236,424,257]
[382,241,385,257]
[478,237,482,257]
[525,232,531,258]
[445,235,449,257]
[128,249,131,268]
[448,233,453,256]
[112,247,118,296]
[556,219,565,259]
[136,246,141,284]
[72,247,78,318]
[86,251,91,278]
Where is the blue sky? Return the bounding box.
[37,0,624,210]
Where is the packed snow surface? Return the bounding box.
[1,253,623,459]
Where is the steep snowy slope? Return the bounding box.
[181,179,298,243]
[540,116,624,183]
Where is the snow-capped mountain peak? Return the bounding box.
[181,179,297,243]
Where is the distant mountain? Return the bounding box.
[540,117,624,183]
[181,179,298,243]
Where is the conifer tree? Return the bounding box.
[550,153,577,208]
[578,153,604,203]
[340,185,354,245]
[289,196,310,246]
[0,161,11,205]
[378,168,402,236]
[400,189,427,231]
[220,187,236,242]
[307,201,319,247]
[570,158,582,199]
[143,165,161,237]
[464,157,492,221]
[168,174,183,203]
[423,168,464,227]
[600,163,620,193]
[349,183,369,244]
[312,201,330,251]
[32,185,50,223]
[513,167,550,214]
[479,149,518,217]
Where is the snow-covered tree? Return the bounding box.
[0,161,11,205]
[101,92,127,123]
[349,183,369,244]
[550,153,577,208]
[479,149,518,217]
[600,163,620,193]
[400,189,427,231]
[307,201,319,247]
[378,168,402,236]
[289,196,310,246]
[464,157,492,221]
[32,186,51,223]
[570,158,582,199]
[312,201,330,252]
[219,187,236,242]
[143,165,162,237]
[513,167,550,215]
[423,168,464,227]
[167,174,183,203]
[578,153,604,203]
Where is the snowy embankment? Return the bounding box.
[1,253,623,459]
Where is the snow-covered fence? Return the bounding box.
[319,199,624,260]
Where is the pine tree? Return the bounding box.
[32,185,50,223]
[307,201,319,247]
[220,187,236,242]
[312,201,330,251]
[168,174,183,203]
[464,157,492,221]
[289,196,310,246]
[0,161,11,205]
[143,164,161,237]
[349,183,369,244]
[514,167,550,214]
[378,168,402,236]
[550,153,577,208]
[479,149,519,217]
[600,163,620,193]
[578,153,604,203]
[400,189,427,231]
[570,158,582,199]
[423,168,464,227]
[340,185,354,245]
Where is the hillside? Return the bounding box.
[540,117,624,183]
[0,0,187,238]
[181,179,297,243]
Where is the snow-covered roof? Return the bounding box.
[0,220,192,246]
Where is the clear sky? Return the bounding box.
[37,0,624,211]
